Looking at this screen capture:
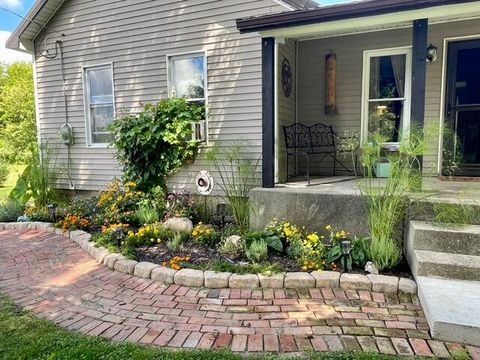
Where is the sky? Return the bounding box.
[0,0,353,63]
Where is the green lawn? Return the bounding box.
[0,295,406,360]
[0,165,25,200]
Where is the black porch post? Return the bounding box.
[411,19,428,171]
[262,37,275,188]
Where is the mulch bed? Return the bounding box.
[134,241,413,278]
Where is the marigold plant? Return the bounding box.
[126,223,166,247]
[191,222,221,246]
[56,214,91,231]
[162,256,191,270]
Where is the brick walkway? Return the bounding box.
[0,229,478,357]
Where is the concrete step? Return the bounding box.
[413,250,480,281]
[417,276,480,346]
[410,221,480,256]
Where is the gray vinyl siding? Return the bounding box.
[276,39,296,183]
[293,18,480,176]
[34,0,287,191]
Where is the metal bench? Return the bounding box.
[282,122,357,184]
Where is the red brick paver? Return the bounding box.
[0,228,478,355]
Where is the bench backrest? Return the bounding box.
[283,123,335,149]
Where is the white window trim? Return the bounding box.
[82,63,116,148]
[361,46,412,145]
[166,51,208,103]
[166,51,209,145]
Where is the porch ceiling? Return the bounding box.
[237,0,480,39]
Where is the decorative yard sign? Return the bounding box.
[196,170,214,195]
[325,53,337,115]
[281,58,293,98]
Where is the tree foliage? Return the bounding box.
[0,62,36,163]
[108,98,204,191]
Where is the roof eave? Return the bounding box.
[236,0,480,33]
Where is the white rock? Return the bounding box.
[365,261,379,275]
[163,217,193,233]
[103,254,125,269]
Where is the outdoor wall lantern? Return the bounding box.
[47,204,57,222]
[341,238,352,273]
[426,44,438,63]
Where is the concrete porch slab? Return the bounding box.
[417,276,480,346]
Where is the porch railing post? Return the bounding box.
[262,37,275,188]
[411,18,428,172]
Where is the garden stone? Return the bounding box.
[204,271,231,288]
[174,269,204,287]
[151,266,177,285]
[258,273,284,288]
[311,271,340,288]
[365,261,379,275]
[0,223,5,230]
[284,272,315,288]
[103,253,125,269]
[367,274,399,293]
[340,273,372,291]
[163,217,193,234]
[36,223,52,231]
[399,278,417,294]
[4,223,15,230]
[229,274,259,289]
[93,247,110,263]
[28,222,42,229]
[78,237,90,251]
[15,222,29,230]
[114,259,138,274]
[134,262,160,279]
[69,230,85,242]
[225,235,242,246]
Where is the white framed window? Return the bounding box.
[83,63,115,147]
[167,52,207,103]
[361,47,412,144]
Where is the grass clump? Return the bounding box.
[0,198,23,222]
[136,203,160,225]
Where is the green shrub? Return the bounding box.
[167,232,183,251]
[245,240,268,263]
[0,198,23,222]
[218,237,244,259]
[136,204,160,225]
[0,162,9,187]
[108,98,204,191]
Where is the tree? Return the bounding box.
[0,62,36,163]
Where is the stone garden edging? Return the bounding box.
[0,222,418,294]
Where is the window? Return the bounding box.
[168,53,206,102]
[83,64,115,146]
[362,48,412,144]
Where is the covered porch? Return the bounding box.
[237,0,480,188]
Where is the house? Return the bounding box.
[7,0,480,194]
[235,0,480,187]
[6,0,317,192]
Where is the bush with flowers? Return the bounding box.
[191,222,221,246]
[56,214,91,231]
[96,179,147,224]
[162,256,191,270]
[298,232,326,271]
[125,223,173,248]
[266,219,304,253]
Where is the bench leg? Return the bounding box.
[306,153,311,185]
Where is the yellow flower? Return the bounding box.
[326,224,332,231]
[284,228,293,237]
[307,234,319,242]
